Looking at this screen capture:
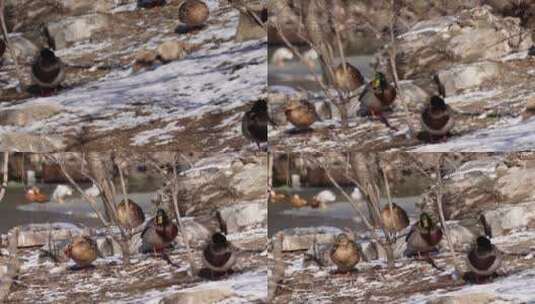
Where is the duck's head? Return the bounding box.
[212,232,228,249]
[372,72,386,89]
[335,233,351,246]
[251,99,267,113]
[430,96,447,111]
[418,212,434,231]
[155,208,169,226]
[475,236,492,252]
[39,48,57,65]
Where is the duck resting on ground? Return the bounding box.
[178,0,209,30]
[202,232,237,278]
[64,236,98,269]
[285,99,320,130]
[116,199,146,230]
[31,48,65,95]
[330,233,360,273]
[466,236,502,281]
[420,95,455,142]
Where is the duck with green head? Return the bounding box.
[141,208,178,254]
[467,236,502,280]
[330,233,360,273]
[406,213,443,256]
[358,72,397,128]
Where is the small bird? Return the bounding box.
[242,99,269,149]
[289,194,307,208]
[285,99,320,130]
[64,236,98,268]
[359,72,397,128]
[420,95,455,141]
[137,0,166,8]
[330,233,360,273]
[52,184,73,204]
[31,48,65,94]
[202,232,237,277]
[141,208,178,254]
[406,213,443,256]
[178,0,209,28]
[116,199,146,230]
[333,63,364,92]
[381,203,410,234]
[25,186,48,203]
[467,236,502,280]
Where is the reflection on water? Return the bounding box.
[268,187,421,237]
[0,182,159,234]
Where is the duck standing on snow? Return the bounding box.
[137,0,166,8]
[466,236,502,281]
[31,48,65,95]
[116,199,146,230]
[242,99,269,150]
[52,184,73,204]
[333,63,364,92]
[178,0,209,31]
[25,186,48,203]
[330,233,360,273]
[381,203,409,234]
[141,208,178,254]
[202,232,237,277]
[358,71,397,129]
[285,99,320,130]
[64,236,98,269]
[420,95,455,142]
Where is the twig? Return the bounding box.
[0,152,8,202]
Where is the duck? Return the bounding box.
[420,95,455,141]
[303,49,319,69]
[242,99,269,149]
[25,186,48,203]
[52,184,73,204]
[116,199,146,230]
[358,72,397,128]
[271,47,294,67]
[141,208,178,254]
[406,213,443,256]
[285,99,320,130]
[269,190,287,203]
[202,232,237,276]
[310,190,336,209]
[333,63,364,92]
[467,236,502,279]
[289,194,307,208]
[31,48,65,94]
[137,0,166,8]
[381,203,410,233]
[64,236,98,268]
[178,0,209,28]
[330,233,360,273]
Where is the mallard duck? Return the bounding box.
[358,72,397,127]
[137,0,166,8]
[271,47,294,67]
[269,190,287,203]
[64,236,98,268]
[202,232,237,276]
[116,199,145,230]
[242,99,268,149]
[141,208,178,254]
[420,95,455,141]
[333,63,364,92]
[31,48,65,93]
[330,233,360,273]
[285,99,319,130]
[178,0,209,27]
[289,194,307,208]
[25,186,48,203]
[467,236,502,279]
[406,213,443,256]
[382,203,410,233]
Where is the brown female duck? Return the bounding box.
[31,48,65,95]
[178,0,209,28]
[116,199,146,230]
[381,203,410,233]
[285,99,320,130]
[467,236,502,280]
[333,63,364,92]
[330,233,360,273]
[64,236,98,268]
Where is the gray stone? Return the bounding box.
[483,202,535,236]
[46,14,111,49]
[280,226,342,252]
[0,132,66,153]
[426,292,497,304]
[0,105,61,127]
[439,222,476,251]
[7,34,39,60]
[496,167,535,203]
[160,287,236,304]
[218,200,267,234]
[11,223,82,248]
[436,61,502,96]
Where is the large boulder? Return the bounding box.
[483,202,535,236]
[160,287,235,304]
[0,105,61,127]
[436,61,502,96]
[279,226,342,252]
[217,200,267,234]
[46,14,111,49]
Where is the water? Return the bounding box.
[0,181,160,234]
[268,187,421,237]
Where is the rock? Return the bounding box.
[427,292,497,304]
[436,61,502,96]
[438,221,476,251]
[235,8,266,42]
[7,34,38,59]
[157,40,187,63]
[496,166,535,203]
[483,202,535,236]
[382,6,532,79]
[0,105,61,127]
[230,161,267,199]
[0,132,65,152]
[217,200,266,234]
[521,96,535,121]
[280,226,342,252]
[397,81,431,111]
[11,223,82,248]
[46,14,111,49]
[135,49,158,64]
[160,287,235,304]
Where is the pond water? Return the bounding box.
[0,180,161,234]
[268,186,421,237]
